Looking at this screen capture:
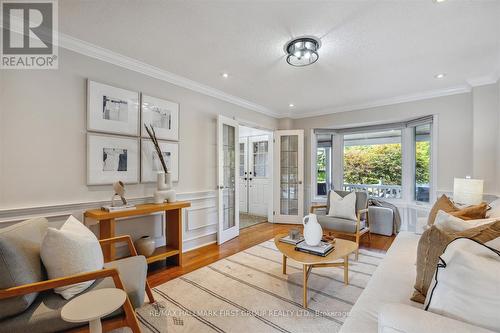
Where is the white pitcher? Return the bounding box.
[303,213,323,246]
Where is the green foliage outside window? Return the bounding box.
[316,149,326,183]
[343,142,430,186]
[344,144,403,185]
[415,141,430,184]
[317,142,430,187]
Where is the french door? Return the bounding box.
[239,135,271,217]
[217,116,239,244]
[273,130,304,224]
[239,139,248,213]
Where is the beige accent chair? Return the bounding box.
[0,217,154,333]
[310,190,371,260]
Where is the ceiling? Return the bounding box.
[59,0,500,118]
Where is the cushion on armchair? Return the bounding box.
[327,191,357,220]
[40,215,104,300]
[0,217,48,320]
[326,190,368,217]
[318,215,366,233]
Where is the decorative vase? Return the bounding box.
[302,213,323,246]
[164,171,172,189]
[153,171,177,203]
[134,236,155,257]
[157,172,168,190]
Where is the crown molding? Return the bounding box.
[32,32,500,121]
[288,84,472,119]
[58,33,281,118]
[466,73,499,87]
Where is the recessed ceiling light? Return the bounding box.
[289,103,295,108]
[221,73,229,78]
[434,0,446,3]
[435,73,446,79]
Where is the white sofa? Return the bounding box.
[339,232,494,333]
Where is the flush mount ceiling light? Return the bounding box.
[284,37,321,67]
[221,72,229,78]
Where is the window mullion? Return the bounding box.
[333,134,343,190]
[402,127,415,203]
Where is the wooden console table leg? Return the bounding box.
[100,219,116,262]
[282,255,287,275]
[303,264,308,308]
[165,208,182,266]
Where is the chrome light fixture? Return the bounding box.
[285,37,321,67]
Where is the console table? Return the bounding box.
[84,201,191,265]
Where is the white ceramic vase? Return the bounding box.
[302,213,323,246]
[154,171,176,203]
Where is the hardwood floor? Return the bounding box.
[147,222,395,287]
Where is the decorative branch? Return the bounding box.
[144,124,168,173]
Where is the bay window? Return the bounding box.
[313,116,434,203]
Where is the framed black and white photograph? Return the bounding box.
[141,94,179,141]
[87,80,140,136]
[141,139,179,183]
[87,133,139,185]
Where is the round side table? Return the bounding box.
[61,288,127,333]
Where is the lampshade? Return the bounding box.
[453,178,484,205]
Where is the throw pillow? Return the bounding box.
[424,238,500,332]
[427,195,457,227]
[328,191,357,221]
[411,220,500,303]
[0,217,48,320]
[433,210,497,232]
[449,203,488,220]
[40,215,104,299]
[487,198,500,218]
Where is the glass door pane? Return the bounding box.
[223,124,236,230]
[280,135,299,216]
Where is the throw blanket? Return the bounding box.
[369,198,401,234]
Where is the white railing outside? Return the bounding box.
[343,183,402,199]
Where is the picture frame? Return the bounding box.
[87,80,140,136]
[141,94,179,141]
[87,133,139,185]
[141,139,179,183]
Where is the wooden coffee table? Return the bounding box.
[274,233,358,308]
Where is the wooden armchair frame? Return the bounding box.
[310,205,371,260]
[0,235,155,333]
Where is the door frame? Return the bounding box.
[217,115,240,244]
[237,121,274,223]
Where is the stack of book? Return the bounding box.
[279,234,305,245]
[295,240,335,257]
[101,204,136,212]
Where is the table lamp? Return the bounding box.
[453,177,484,205]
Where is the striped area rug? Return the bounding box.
[136,239,385,333]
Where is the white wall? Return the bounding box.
[0,48,278,250]
[471,84,500,194]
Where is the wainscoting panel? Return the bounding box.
[0,190,219,252]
